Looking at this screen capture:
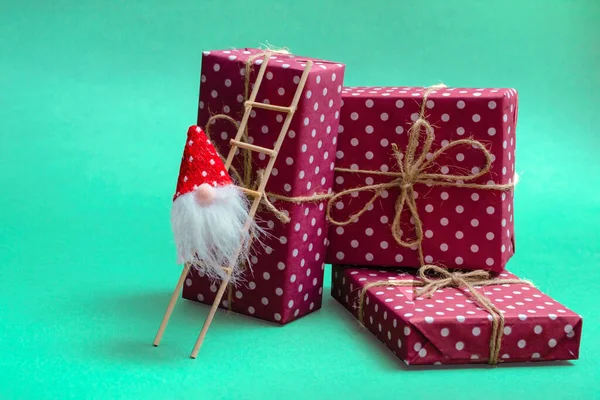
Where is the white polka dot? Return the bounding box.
[503,114,508,122]
[380,112,389,121]
[486,206,495,215]
[414,342,422,352]
[564,324,573,334]
[365,99,374,108]
[380,138,389,147]
[441,166,449,174]
[351,138,359,146]
[440,217,449,226]
[425,316,434,323]
[365,253,374,261]
[441,328,449,337]
[472,114,481,122]
[350,112,359,120]
[440,243,449,252]
[455,205,464,214]
[395,126,404,134]
[425,204,434,213]
[365,151,374,160]
[470,218,479,227]
[455,257,463,265]
[518,340,526,348]
[365,228,374,236]
[336,252,344,260]
[213,63,220,71]
[456,127,465,136]
[486,258,494,266]
[471,193,479,201]
[456,315,465,323]
[503,326,512,335]
[211,90,218,98]
[365,125,374,134]
[470,244,479,253]
[486,232,494,240]
[456,153,465,162]
[395,254,404,263]
[249,281,256,290]
[548,339,557,348]
[455,341,464,351]
[549,314,557,320]
[404,327,411,336]
[457,100,465,109]
[441,113,450,122]
[518,314,527,321]
[424,230,434,239]
[472,327,481,336]
[532,353,541,359]
[197,294,204,301]
[396,100,404,108]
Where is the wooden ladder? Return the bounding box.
[153,53,314,358]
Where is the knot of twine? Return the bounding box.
[357,265,533,365]
[326,84,516,266]
[204,48,333,224]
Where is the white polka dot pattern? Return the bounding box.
[331,265,582,365]
[328,87,518,272]
[182,49,345,324]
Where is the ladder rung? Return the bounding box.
[230,139,277,157]
[245,101,293,113]
[239,187,263,198]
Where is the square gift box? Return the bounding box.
[331,265,583,365]
[327,87,518,273]
[182,48,346,324]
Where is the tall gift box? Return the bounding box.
[332,265,583,365]
[182,48,345,324]
[327,86,518,272]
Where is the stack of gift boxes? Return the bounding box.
[181,48,582,366]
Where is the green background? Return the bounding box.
[1,0,598,398]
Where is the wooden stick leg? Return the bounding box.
[153,263,192,347]
[190,268,233,359]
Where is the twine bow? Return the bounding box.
[357,265,533,365]
[327,85,515,266]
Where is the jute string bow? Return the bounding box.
[205,49,332,224]
[357,265,533,365]
[326,84,515,266]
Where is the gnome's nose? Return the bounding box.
[194,183,216,205]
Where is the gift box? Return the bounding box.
[327,86,518,272]
[331,265,582,365]
[182,48,346,324]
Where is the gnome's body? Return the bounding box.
[171,126,254,282]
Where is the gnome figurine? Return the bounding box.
[171,125,255,282]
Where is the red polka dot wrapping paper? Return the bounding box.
[327,87,518,273]
[182,49,345,324]
[332,265,582,365]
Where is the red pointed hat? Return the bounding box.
[173,126,232,201]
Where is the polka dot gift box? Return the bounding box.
[332,265,582,365]
[182,49,345,324]
[327,86,518,273]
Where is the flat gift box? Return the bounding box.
[182,48,346,324]
[327,86,518,272]
[331,265,582,365]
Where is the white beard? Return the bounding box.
[171,185,258,283]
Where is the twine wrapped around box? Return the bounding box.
[326,84,516,266]
[356,265,533,365]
